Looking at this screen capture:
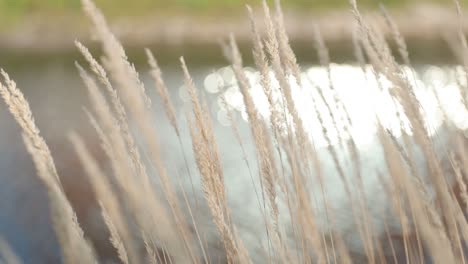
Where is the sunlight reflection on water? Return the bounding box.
[195,64,468,148]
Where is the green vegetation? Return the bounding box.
[0,0,451,22]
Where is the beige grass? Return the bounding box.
[1,0,468,263]
[0,70,96,264]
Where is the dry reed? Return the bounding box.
[0,70,96,264]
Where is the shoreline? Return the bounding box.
[0,4,467,64]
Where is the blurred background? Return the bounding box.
[0,0,466,263]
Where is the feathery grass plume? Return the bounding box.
[247,8,324,256]
[349,2,422,143]
[263,1,336,260]
[219,91,268,235]
[0,70,96,264]
[227,35,279,225]
[0,238,21,264]
[81,0,151,110]
[80,1,197,261]
[312,26,380,262]
[350,2,467,261]
[0,70,60,184]
[145,48,204,234]
[262,0,316,178]
[373,62,424,208]
[361,1,468,259]
[280,140,327,263]
[273,0,302,87]
[384,130,429,262]
[246,6,296,210]
[245,5,297,199]
[145,48,179,136]
[400,33,466,264]
[68,131,140,263]
[246,5,285,136]
[378,124,456,263]
[76,62,195,263]
[372,63,432,261]
[306,76,376,261]
[142,232,168,264]
[101,205,129,264]
[369,64,425,228]
[379,4,433,186]
[75,41,147,181]
[227,34,295,262]
[219,90,284,261]
[259,15,313,251]
[261,0,291,129]
[349,1,395,75]
[76,61,175,261]
[180,56,251,263]
[307,42,376,263]
[181,57,226,210]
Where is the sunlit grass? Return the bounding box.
[0,0,467,263]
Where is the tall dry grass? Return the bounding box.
[1,0,468,263]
